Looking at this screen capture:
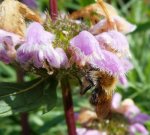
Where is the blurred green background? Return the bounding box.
[0,0,150,134]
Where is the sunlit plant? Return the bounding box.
[0,0,148,135]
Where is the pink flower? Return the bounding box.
[55,48,69,68]
[17,22,68,69]
[121,58,133,72]
[22,0,37,9]
[86,48,132,85]
[112,92,122,109]
[90,50,125,76]
[69,31,103,67]
[116,99,140,118]
[129,123,149,135]
[119,75,128,86]
[0,29,22,63]
[90,16,136,35]
[112,94,140,119]
[95,30,130,57]
[0,30,22,45]
[119,58,133,86]
[77,128,106,135]
[131,113,150,124]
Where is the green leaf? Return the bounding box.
[38,114,64,134]
[133,22,150,33]
[0,76,58,117]
[0,62,16,82]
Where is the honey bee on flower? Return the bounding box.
[0,0,135,120]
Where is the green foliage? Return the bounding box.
[0,62,16,82]
[0,77,58,117]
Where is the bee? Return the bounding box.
[80,69,117,119]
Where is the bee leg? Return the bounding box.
[75,75,82,87]
[90,88,100,105]
[85,74,94,86]
[80,75,95,95]
[80,83,93,95]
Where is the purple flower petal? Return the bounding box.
[119,59,133,86]
[22,0,37,9]
[0,29,22,45]
[90,16,136,35]
[119,75,128,86]
[96,30,130,57]
[69,31,103,67]
[84,130,103,135]
[0,44,10,64]
[0,29,22,63]
[113,16,137,34]
[129,123,149,135]
[77,128,103,135]
[131,113,150,124]
[89,19,106,35]
[120,99,140,119]
[70,31,103,56]
[69,46,88,67]
[90,50,125,76]
[112,92,122,109]
[26,22,55,45]
[55,48,69,68]
[121,58,133,72]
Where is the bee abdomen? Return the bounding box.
[96,97,112,119]
[90,87,112,119]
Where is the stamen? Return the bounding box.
[96,0,117,30]
[96,0,111,22]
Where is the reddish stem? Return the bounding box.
[16,67,30,135]
[20,113,30,135]
[49,0,58,21]
[61,79,77,135]
[49,0,76,134]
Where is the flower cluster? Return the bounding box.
[0,22,68,72]
[17,22,68,70]
[0,0,135,86]
[112,93,150,135]
[76,92,150,135]
[69,15,135,85]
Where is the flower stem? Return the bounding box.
[20,113,30,135]
[97,0,117,30]
[49,1,76,134]
[49,0,58,21]
[97,0,111,22]
[16,67,30,135]
[61,78,77,135]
